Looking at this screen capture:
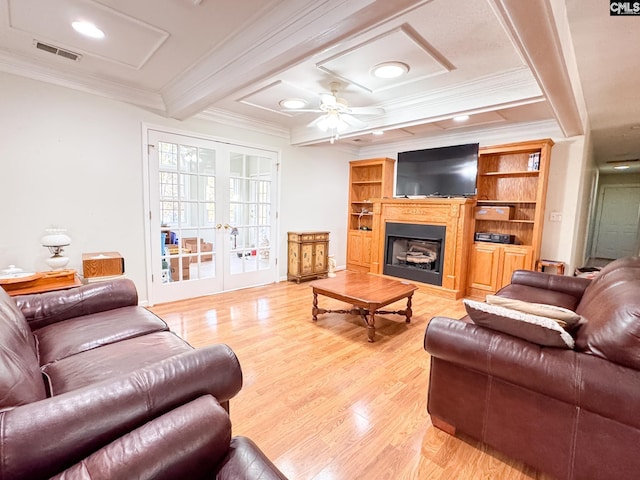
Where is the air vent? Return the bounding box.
[34,41,81,61]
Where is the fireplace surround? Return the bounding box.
[370,197,475,299]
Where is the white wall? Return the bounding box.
[0,68,596,303]
[0,72,351,302]
[540,136,593,274]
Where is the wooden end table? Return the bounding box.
[0,269,82,296]
[310,273,418,342]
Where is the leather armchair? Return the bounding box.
[424,256,640,479]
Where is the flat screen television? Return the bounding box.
[395,143,479,198]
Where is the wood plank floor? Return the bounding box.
[149,273,553,480]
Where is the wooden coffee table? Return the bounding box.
[310,273,418,342]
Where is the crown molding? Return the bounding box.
[0,49,165,112]
[197,108,290,139]
[288,68,543,146]
[355,119,564,158]
[383,67,540,112]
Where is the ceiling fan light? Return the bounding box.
[371,62,409,79]
[336,117,349,132]
[279,98,306,109]
[317,116,329,132]
[72,21,105,39]
[325,111,341,128]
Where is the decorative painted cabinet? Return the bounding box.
[287,231,329,283]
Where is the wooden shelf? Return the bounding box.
[468,139,554,297]
[347,158,395,272]
[476,219,535,224]
[477,199,537,204]
[479,170,540,177]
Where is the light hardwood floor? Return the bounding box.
[149,273,553,480]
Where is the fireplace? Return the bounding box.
[383,222,446,286]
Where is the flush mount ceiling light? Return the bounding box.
[606,158,639,170]
[372,130,384,135]
[371,62,409,79]
[72,21,105,39]
[453,115,470,122]
[279,98,307,109]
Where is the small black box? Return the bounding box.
[474,232,516,244]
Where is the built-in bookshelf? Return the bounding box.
[468,139,554,297]
[346,158,395,272]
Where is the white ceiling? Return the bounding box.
[1,0,638,173]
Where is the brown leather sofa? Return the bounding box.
[424,256,640,480]
[0,279,287,480]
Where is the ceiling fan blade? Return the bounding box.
[349,107,385,115]
[341,114,368,129]
[281,108,323,113]
[306,116,324,128]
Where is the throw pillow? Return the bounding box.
[485,295,583,329]
[463,299,575,349]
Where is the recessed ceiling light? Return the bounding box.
[371,62,409,79]
[372,131,384,136]
[453,115,470,122]
[279,98,307,109]
[614,165,631,170]
[72,21,105,39]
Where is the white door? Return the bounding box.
[593,185,640,259]
[147,130,278,304]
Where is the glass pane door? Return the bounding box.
[147,130,277,303]
[223,149,276,290]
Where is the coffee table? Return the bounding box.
[310,273,418,342]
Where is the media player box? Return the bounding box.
[474,232,516,244]
[475,205,513,221]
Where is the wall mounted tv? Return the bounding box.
[395,143,479,198]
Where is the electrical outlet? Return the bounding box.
[550,211,562,222]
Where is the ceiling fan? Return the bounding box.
[283,82,384,143]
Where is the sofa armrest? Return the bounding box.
[508,269,592,299]
[14,278,138,330]
[214,437,289,480]
[424,317,580,405]
[0,343,242,480]
[51,395,232,480]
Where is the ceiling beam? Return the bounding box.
[489,0,584,137]
[161,0,431,120]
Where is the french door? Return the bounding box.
[147,129,278,304]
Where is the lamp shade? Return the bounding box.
[42,231,71,247]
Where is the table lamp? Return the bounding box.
[41,229,71,270]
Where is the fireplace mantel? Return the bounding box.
[370,198,476,299]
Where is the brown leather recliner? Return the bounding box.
[0,279,287,480]
[424,256,640,480]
